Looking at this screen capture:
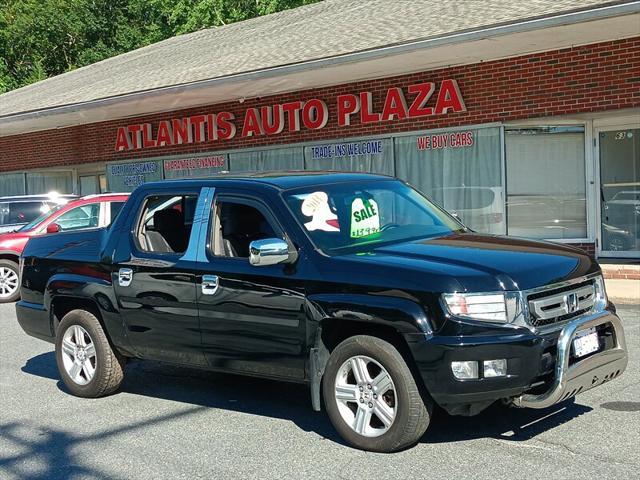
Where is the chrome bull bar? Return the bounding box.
[512,311,628,409]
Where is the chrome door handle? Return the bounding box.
[118,268,133,287]
[202,274,219,295]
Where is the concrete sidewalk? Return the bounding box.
[606,278,640,305]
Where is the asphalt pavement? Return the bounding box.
[1,302,638,479]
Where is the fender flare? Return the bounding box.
[44,273,118,334]
[307,293,432,411]
[44,273,112,312]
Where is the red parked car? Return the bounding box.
[0,193,129,303]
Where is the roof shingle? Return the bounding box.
[0,0,629,118]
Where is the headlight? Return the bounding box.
[593,275,608,311]
[442,291,520,323]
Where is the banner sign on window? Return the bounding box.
[114,79,466,152]
[310,140,383,159]
[106,160,163,192]
[163,155,227,179]
[416,131,474,150]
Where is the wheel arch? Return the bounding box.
[50,295,106,336]
[0,252,20,263]
[309,315,430,412]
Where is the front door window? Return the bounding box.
[600,128,640,257]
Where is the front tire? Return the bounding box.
[0,259,20,303]
[322,335,432,452]
[55,309,125,397]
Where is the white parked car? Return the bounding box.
[430,186,505,234]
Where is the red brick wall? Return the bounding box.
[0,37,638,171]
[602,264,640,280]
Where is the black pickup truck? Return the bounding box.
[16,172,628,452]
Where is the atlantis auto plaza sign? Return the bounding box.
[113,79,467,152]
[109,79,475,187]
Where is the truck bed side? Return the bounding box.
[16,228,122,345]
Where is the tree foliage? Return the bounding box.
[0,0,319,93]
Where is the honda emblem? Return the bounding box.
[566,292,578,313]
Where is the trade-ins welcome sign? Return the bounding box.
[114,80,466,152]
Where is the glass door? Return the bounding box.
[599,127,640,258]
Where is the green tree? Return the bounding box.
[0,0,319,94]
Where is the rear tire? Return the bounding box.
[0,259,20,303]
[55,309,125,397]
[322,335,432,452]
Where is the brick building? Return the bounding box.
[0,0,638,258]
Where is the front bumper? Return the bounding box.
[405,309,628,415]
[511,310,628,408]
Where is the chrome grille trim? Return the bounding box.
[529,284,595,322]
[521,273,601,329]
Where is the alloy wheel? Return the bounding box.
[61,325,97,385]
[0,267,19,299]
[334,355,397,437]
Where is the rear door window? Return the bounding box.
[136,194,198,254]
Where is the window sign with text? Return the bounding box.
[304,138,394,175]
[163,154,227,179]
[106,160,163,192]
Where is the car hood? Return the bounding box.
[334,233,598,293]
[0,231,33,252]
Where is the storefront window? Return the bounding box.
[26,171,73,195]
[505,126,586,239]
[230,147,303,172]
[599,128,639,255]
[394,127,504,234]
[99,174,108,193]
[304,138,394,175]
[79,175,98,196]
[0,173,26,197]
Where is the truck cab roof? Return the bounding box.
[142,171,393,191]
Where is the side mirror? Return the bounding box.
[46,223,61,234]
[249,238,291,266]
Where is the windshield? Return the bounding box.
[284,179,465,254]
[17,204,64,232]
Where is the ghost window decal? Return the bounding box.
[301,191,340,232]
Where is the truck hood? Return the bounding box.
[335,233,598,292]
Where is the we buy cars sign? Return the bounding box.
[114,79,466,152]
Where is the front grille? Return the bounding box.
[527,280,595,328]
